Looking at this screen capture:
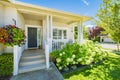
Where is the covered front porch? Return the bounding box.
[11,1,91,75]
[13,14,86,75]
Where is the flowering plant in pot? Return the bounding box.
[0,25,25,46]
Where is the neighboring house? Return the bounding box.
[100,34,114,43]
[88,26,114,43]
[0,0,91,75]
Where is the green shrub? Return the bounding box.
[0,53,13,77]
[93,37,100,42]
[50,41,108,70]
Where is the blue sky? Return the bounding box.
[17,0,102,25]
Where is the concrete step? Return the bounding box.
[22,53,44,57]
[19,63,46,73]
[21,54,45,60]
[20,57,46,66]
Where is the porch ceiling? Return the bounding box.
[22,13,45,21]
[22,13,77,24]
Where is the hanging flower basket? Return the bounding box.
[0,25,25,46]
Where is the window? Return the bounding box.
[53,29,57,39]
[63,30,67,39]
[58,30,62,39]
[53,28,67,39]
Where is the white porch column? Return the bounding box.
[45,15,50,68]
[49,16,53,52]
[13,45,19,75]
[46,15,49,43]
[78,20,83,44]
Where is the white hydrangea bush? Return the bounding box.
[50,41,108,70]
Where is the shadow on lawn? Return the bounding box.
[64,53,120,80]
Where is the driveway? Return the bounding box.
[11,62,64,80]
[99,43,119,50]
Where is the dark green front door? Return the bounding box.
[28,27,37,48]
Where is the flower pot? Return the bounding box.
[4,46,13,53]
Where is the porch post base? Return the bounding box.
[45,43,50,69]
[13,45,19,75]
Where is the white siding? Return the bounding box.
[4,7,17,25]
[25,20,42,26]
[53,22,69,27]
[0,4,4,54]
[17,12,25,29]
[104,38,114,43]
[68,26,74,43]
[0,4,4,27]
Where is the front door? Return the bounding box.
[28,27,37,48]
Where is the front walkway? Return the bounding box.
[11,62,64,80]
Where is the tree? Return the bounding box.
[97,0,120,51]
[74,26,78,40]
[74,26,89,40]
[83,26,89,39]
[89,26,104,41]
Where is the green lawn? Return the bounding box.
[63,52,120,80]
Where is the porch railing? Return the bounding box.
[13,44,25,75]
[52,40,73,51]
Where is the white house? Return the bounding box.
[100,34,114,43]
[0,0,91,75]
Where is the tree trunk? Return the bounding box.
[117,42,120,51]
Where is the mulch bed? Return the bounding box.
[53,59,105,74]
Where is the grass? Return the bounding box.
[0,53,13,77]
[63,52,120,80]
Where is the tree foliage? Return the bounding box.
[74,26,89,40]
[83,26,89,39]
[74,26,78,40]
[89,26,104,40]
[97,0,120,51]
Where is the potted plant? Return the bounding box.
[0,25,25,52]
